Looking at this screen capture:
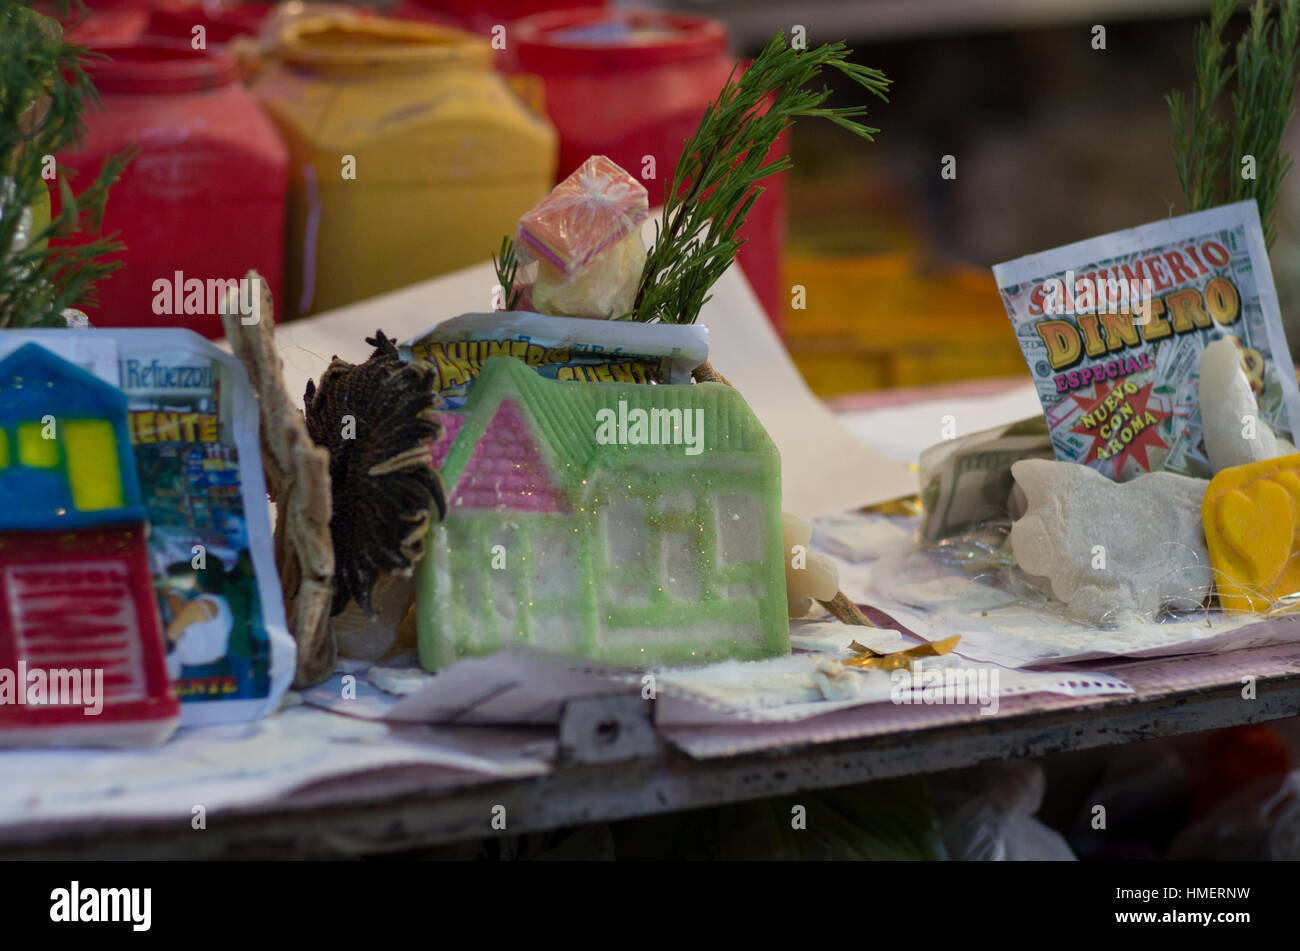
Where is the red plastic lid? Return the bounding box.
[83,39,238,93]
[413,0,605,22]
[86,0,154,8]
[514,8,728,72]
[148,0,273,44]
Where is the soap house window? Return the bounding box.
[0,416,126,513]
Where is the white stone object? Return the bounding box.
[367,665,434,697]
[1199,337,1280,472]
[812,659,865,701]
[1009,459,1211,623]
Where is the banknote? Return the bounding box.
[918,416,1054,542]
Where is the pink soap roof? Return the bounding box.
[429,412,465,471]
[436,400,568,513]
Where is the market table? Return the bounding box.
[3,263,1298,860]
[3,635,1299,859]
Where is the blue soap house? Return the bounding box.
[0,343,178,746]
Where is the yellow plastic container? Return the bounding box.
[252,16,557,317]
[781,253,1030,396]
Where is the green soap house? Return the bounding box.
[418,356,788,670]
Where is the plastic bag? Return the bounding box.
[934,761,1076,861]
[516,155,648,319]
[1170,769,1300,860]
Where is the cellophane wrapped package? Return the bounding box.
[516,155,649,319]
[0,328,295,726]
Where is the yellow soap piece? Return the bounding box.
[532,230,646,319]
[1203,452,1300,612]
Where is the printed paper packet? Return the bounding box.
[992,201,1300,480]
[0,328,294,725]
[401,311,709,408]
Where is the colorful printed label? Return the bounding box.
[402,311,708,409]
[121,349,272,703]
[992,201,1300,480]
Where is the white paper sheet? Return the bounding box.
[267,250,916,514]
[0,705,549,827]
[836,384,1042,463]
[381,651,630,725]
[298,621,1131,730]
[646,621,1131,725]
[0,331,119,381]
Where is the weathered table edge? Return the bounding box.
[3,669,1298,859]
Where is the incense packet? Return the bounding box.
[992,201,1300,480]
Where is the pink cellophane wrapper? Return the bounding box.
[517,155,649,319]
[518,155,648,272]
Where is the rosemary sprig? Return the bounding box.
[630,34,890,325]
[0,1,131,327]
[1167,0,1235,217]
[491,234,523,311]
[1227,0,1300,248]
[1169,0,1300,248]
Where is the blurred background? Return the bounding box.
[48,0,1300,396]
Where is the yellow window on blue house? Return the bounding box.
[63,420,124,512]
[0,428,8,468]
[18,421,58,468]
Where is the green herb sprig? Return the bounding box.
[1167,0,1236,215]
[491,234,523,311]
[1227,0,1300,247]
[630,34,890,325]
[0,1,132,328]
[1169,0,1300,248]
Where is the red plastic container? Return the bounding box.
[55,41,287,338]
[147,0,274,45]
[511,9,787,327]
[48,0,151,44]
[390,0,605,34]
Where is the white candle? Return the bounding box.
[783,512,839,617]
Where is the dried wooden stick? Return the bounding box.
[222,272,337,687]
[817,591,876,626]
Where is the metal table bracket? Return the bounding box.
[558,693,658,765]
